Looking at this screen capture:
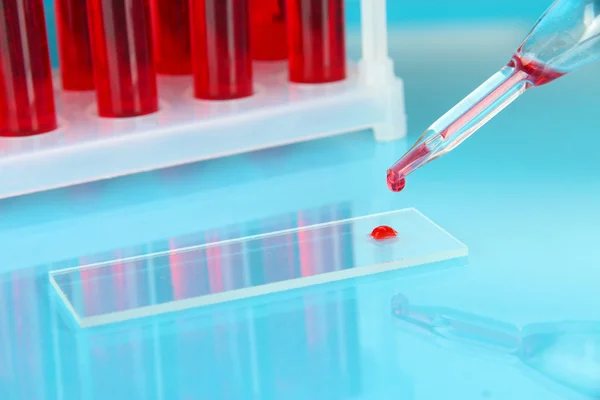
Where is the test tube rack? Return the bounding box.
[0,0,406,200]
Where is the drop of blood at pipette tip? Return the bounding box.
[370,225,398,240]
[387,169,406,192]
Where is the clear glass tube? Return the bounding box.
[388,0,600,192]
[387,59,539,192]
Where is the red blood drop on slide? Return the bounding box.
[370,225,398,240]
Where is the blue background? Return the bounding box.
[6,1,600,399]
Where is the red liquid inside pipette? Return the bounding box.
[508,54,565,86]
[370,225,397,240]
[386,54,565,193]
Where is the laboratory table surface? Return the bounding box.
[2,24,600,400]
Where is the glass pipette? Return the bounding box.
[388,0,600,192]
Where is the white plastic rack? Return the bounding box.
[0,0,406,200]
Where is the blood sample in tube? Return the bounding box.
[190,0,253,100]
[287,0,346,83]
[0,0,57,137]
[151,0,192,74]
[87,0,158,118]
[55,0,95,90]
[250,0,287,60]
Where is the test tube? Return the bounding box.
[286,0,346,83]
[190,0,253,100]
[0,0,57,137]
[150,0,192,74]
[54,0,95,90]
[250,0,287,60]
[87,0,158,118]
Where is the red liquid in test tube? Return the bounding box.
[54,0,95,90]
[286,0,346,83]
[250,0,287,60]
[190,0,253,100]
[87,0,158,118]
[0,0,57,137]
[151,0,192,74]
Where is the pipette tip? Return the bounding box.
[386,169,406,192]
[386,142,433,193]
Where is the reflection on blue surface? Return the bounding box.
[149,290,362,400]
[392,294,600,399]
[2,272,364,400]
[54,286,362,400]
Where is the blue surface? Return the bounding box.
[4,23,600,399]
